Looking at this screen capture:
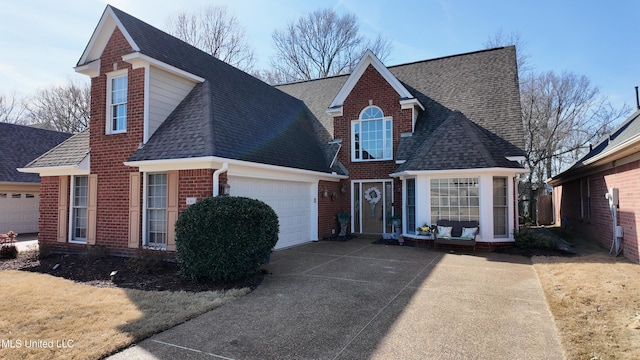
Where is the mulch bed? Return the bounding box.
[0,251,263,293]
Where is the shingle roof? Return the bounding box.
[102,7,332,173]
[278,47,525,172]
[396,111,523,171]
[23,129,89,169]
[551,109,640,181]
[0,123,71,183]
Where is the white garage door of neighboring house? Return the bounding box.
[228,177,313,249]
[0,192,39,234]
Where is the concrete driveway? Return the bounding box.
[110,236,564,359]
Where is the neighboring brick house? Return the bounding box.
[548,110,640,263]
[0,123,70,233]
[21,6,526,255]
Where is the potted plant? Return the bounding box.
[416,224,432,236]
[336,212,351,237]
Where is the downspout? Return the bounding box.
[213,162,228,197]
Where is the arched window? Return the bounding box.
[351,106,392,161]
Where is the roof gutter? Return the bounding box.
[213,162,228,197]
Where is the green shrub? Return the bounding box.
[175,196,279,282]
[0,245,18,259]
[514,228,557,249]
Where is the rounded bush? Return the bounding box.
[175,196,279,282]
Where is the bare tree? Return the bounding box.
[270,8,393,82]
[166,5,255,72]
[0,93,27,124]
[27,79,90,133]
[521,71,629,182]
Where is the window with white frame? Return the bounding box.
[146,173,167,248]
[493,177,508,237]
[430,178,479,221]
[405,178,416,234]
[71,175,88,242]
[352,106,392,161]
[107,71,128,134]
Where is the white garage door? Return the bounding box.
[0,192,40,234]
[228,177,313,249]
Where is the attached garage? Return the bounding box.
[228,176,315,249]
[0,191,40,234]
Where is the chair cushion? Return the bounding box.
[437,226,452,237]
[461,227,478,239]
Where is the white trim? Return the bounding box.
[326,107,343,117]
[143,172,168,249]
[106,69,129,135]
[142,64,150,143]
[124,156,347,181]
[351,108,393,162]
[390,167,529,178]
[17,154,90,177]
[75,60,101,78]
[582,133,640,166]
[505,156,526,162]
[399,98,425,111]
[77,6,140,67]
[68,175,88,244]
[351,179,393,234]
[122,52,205,83]
[329,50,418,109]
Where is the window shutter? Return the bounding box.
[86,174,98,245]
[128,172,141,248]
[57,176,69,243]
[166,171,179,251]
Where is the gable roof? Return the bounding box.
[78,6,333,174]
[549,109,640,185]
[0,123,71,183]
[327,50,423,114]
[278,47,525,172]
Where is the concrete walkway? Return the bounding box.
[109,236,564,359]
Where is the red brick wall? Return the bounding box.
[89,28,144,253]
[38,176,61,247]
[318,180,348,239]
[333,64,412,227]
[178,169,214,214]
[555,159,640,263]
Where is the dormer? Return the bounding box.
[326,50,424,133]
[74,5,204,143]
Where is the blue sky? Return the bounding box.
[2,0,639,109]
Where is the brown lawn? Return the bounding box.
[0,271,248,360]
[533,232,640,359]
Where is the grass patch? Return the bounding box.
[0,271,249,360]
[534,255,640,359]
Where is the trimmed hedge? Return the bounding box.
[175,196,279,282]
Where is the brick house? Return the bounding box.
[20,6,526,255]
[548,110,640,262]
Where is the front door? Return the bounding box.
[353,181,393,234]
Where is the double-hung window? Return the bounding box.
[146,173,167,248]
[71,175,88,243]
[107,71,127,134]
[352,106,392,161]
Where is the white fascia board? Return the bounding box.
[326,107,343,117]
[390,167,529,178]
[17,154,90,177]
[399,98,425,111]
[74,59,101,78]
[17,166,89,177]
[328,50,413,109]
[122,52,205,83]
[124,156,347,182]
[77,6,139,67]
[582,134,640,167]
[505,156,526,162]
